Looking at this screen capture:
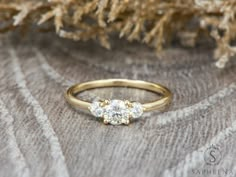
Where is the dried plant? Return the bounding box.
[1,0,236,68]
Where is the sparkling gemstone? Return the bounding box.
[104,100,130,125]
[130,102,143,118]
[89,99,144,125]
[89,101,104,117]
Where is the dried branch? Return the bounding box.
[1,0,236,68]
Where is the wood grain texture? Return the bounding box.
[0,32,236,177]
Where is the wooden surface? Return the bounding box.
[0,32,236,177]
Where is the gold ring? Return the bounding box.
[65,79,172,125]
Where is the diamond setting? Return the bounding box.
[130,102,143,118]
[89,99,143,125]
[104,100,130,125]
[89,101,104,117]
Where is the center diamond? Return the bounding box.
[104,100,130,125]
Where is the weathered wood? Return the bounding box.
[0,32,236,177]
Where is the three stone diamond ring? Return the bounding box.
[65,79,172,125]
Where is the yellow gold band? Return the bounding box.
[65,79,172,112]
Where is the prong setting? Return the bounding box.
[122,118,130,125]
[103,119,109,124]
[100,99,110,107]
[89,99,143,125]
[124,100,133,108]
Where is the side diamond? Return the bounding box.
[130,102,143,118]
[89,101,104,117]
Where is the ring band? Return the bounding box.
[65,79,172,125]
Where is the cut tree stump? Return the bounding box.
[0,32,236,177]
